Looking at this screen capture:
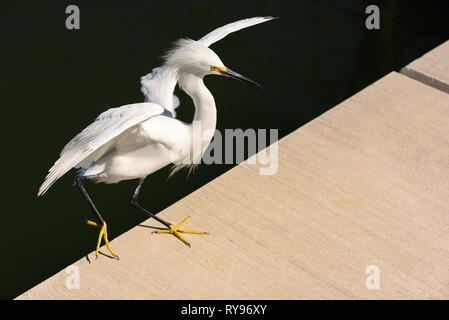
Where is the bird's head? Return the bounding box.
[164,38,262,89]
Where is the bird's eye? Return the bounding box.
[211,66,219,72]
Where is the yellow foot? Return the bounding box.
[153,216,208,247]
[85,220,119,259]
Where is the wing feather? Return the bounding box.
[38,102,164,196]
[140,66,179,117]
[198,16,276,47]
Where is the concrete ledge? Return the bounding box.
[401,40,449,94]
[17,71,449,299]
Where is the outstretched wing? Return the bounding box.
[140,66,180,117]
[38,102,164,196]
[198,16,276,48]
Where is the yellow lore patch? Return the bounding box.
[211,66,227,72]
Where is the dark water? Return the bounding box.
[0,0,448,299]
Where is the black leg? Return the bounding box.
[74,177,118,259]
[130,178,172,229]
[75,177,105,224]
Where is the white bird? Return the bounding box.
[38,16,276,258]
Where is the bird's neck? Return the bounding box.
[182,75,217,141]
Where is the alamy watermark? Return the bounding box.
[65,5,80,30]
[169,121,278,175]
[365,5,380,30]
[65,264,80,289]
[365,265,380,290]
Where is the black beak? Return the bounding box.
[219,68,263,89]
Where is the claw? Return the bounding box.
[85,220,118,259]
[153,216,207,247]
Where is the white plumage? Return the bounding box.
[140,67,180,117]
[38,103,166,195]
[39,17,275,197]
[198,16,274,47]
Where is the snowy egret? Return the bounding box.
[38,16,275,258]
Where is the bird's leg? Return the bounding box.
[130,178,208,247]
[75,178,118,259]
[130,178,172,229]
